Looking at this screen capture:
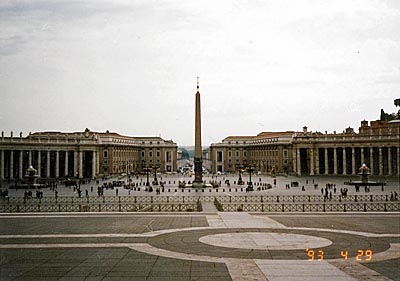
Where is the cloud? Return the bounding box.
[0,0,399,145]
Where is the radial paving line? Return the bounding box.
[255,260,356,281]
[329,260,392,281]
[206,214,226,227]
[225,259,268,281]
[218,212,287,228]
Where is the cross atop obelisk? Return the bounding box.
[193,76,203,185]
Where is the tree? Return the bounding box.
[395,98,400,107]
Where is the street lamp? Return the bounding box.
[152,164,159,185]
[143,167,151,187]
[236,164,244,185]
[246,164,254,191]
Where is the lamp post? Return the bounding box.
[143,167,151,187]
[246,164,254,191]
[152,164,159,185]
[236,164,244,185]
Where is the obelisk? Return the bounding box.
[193,77,203,185]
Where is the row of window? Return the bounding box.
[216,149,289,162]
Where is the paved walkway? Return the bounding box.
[1,174,399,198]
[201,201,218,212]
[0,212,399,280]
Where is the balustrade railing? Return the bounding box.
[0,195,398,213]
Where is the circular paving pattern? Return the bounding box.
[199,232,332,250]
[147,228,391,260]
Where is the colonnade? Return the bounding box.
[0,149,97,180]
[295,146,399,176]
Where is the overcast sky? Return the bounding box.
[0,0,399,146]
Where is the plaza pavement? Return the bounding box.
[2,174,399,198]
[0,174,399,280]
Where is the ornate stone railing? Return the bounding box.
[0,202,199,213]
[221,202,399,212]
[0,195,398,213]
[216,194,393,203]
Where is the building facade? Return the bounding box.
[209,132,294,174]
[210,120,399,177]
[292,120,399,176]
[0,128,177,181]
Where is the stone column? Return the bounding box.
[333,148,337,175]
[361,147,365,165]
[296,148,301,176]
[388,147,392,175]
[74,151,78,178]
[315,148,320,175]
[55,151,59,178]
[65,151,68,177]
[310,148,314,176]
[351,147,355,175]
[10,151,14,179]
[28,150,32,166]
[79,151,83,178]
[379,147,383,175]
[37,151,41,177]
[292,148,297,175]
[19,151,23,179]
[324,148,328,175]
[92,151,96,178]
[370,147,374,175]
[47,150,51,178]
[397,147,400,176]
[342,148,347,175]
[0,150,4,180]
[97,151,100,176]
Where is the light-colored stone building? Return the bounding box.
[0,128,177,181]
[292,120,399,176]
[210,120,399,177]
[209,132,294,174]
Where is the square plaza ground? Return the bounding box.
[0,174,399,280]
